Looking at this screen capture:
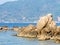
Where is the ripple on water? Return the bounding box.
[0,30,60,45]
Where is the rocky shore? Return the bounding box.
[15,14,60,43]
[0,14,60,43]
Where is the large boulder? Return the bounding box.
[37,34,51,41]
[36,14,53,34]
[37,14,57,40]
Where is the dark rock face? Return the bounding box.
[16,14,60,43]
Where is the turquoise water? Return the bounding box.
[0,23,36,28]
[0,23,60,45]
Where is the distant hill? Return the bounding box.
[0,0,60,23]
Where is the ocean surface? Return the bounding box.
[0,23,60,45]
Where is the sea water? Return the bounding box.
[0,23,60,45]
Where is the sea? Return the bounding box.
[0,23,60,45]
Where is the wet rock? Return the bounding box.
[55,39,60,43]
[53,36,60,43]
[37,28,52,40]
[37,34,50,41]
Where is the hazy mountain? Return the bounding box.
[0,0,60,23]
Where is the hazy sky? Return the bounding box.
[0,0,18,5]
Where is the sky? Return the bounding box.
[0,0,18,5]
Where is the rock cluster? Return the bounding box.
[15,14,60,43]
[17,24,37,38]
[0,26,9,31]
